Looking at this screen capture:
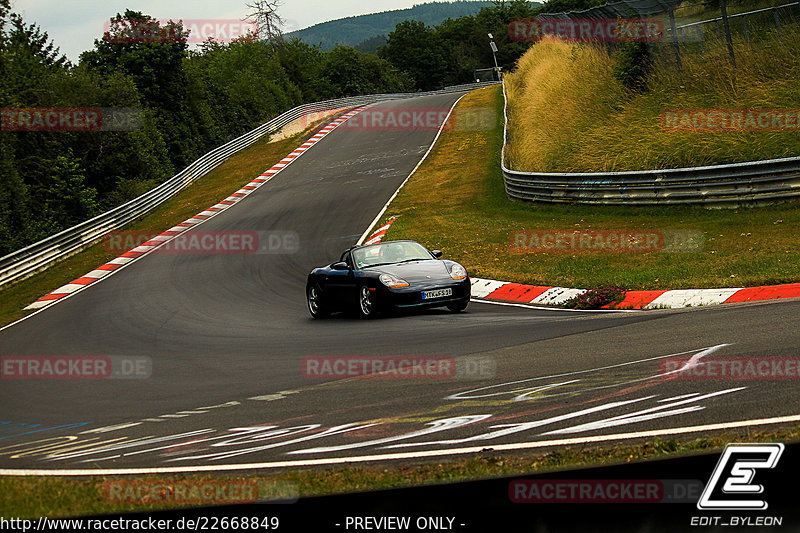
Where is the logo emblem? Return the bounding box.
[697,443,784,510]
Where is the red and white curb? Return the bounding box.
[364,217,397,245]
[470,278,800,309]
[24,108,367,310]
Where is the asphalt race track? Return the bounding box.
[1,91,799,472]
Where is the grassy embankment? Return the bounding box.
[383,24,800,291]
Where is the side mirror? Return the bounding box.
[431,250,443,258]
[332,261,350,270]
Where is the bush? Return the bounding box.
[563,285,626,309]
[612,41,652,92]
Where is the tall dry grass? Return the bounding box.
[505,24,800,172]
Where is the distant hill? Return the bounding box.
[285,1,494,52]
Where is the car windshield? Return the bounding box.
[352,242,432,268]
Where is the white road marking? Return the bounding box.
[470,298,636,313]
[3,414,799,475]
[658,393,701,402]
[45,430,216,461]
[79,423,142,434]
[384,398,653,448]
[288,415,492,455]
[77,426,321,463]
[445,344,729,400]
[167,423,380,462]
[544,388,746,435]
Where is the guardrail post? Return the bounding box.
[742,15,750,47]
[719,0,736,66]
[696,25,704,53]
[773,9,785,45]
[669,9,682,70]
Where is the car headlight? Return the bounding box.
[379,273,409,288]
[449,263,467,280]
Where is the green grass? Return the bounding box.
[504,24,800,172]
[2,424,798,518]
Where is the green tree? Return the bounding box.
[0,137,34,256]
[80,11,203,168]
[379,20,448,90]
[319,46,410,98]
[42,150,100,229]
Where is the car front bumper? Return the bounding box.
[377,278,471,311]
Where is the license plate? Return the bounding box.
[422,288,452,300]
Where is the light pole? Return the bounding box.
[488,33,500,80]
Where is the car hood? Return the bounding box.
[367,260,454,283]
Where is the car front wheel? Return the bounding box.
[357,284,376,319]
[307,284,328,318]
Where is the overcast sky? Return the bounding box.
[10,0,429,61]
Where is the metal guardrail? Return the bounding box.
[500,80,800,206]
[673,2,800,30]
[0,81,498,287]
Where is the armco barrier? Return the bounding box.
[0,82,498,287]
[500,81,800,206]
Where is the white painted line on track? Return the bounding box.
[357,93,468,246]
[2,414,798,476]
[470,298,636,313]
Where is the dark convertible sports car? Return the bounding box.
[306,240,471,318]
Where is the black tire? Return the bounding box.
[307,284,328,318]
[447,300,469,313]
[357,284,376,319]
